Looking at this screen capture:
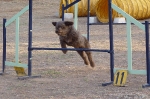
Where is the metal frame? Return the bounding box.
[61,0,81,21]
[0,6,29,75]
[87,0,114,86]
[111,2,150,88]
[62,0,81,29]
[143,21,150,88]
[0,19,7,75]
[1,0,150,85]
[27,0,112,79]
[0,0,114,82]
[87,0,150,87]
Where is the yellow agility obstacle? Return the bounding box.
[59,0,99,17]
[96,0,150,23]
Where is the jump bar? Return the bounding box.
[30,47,111,53]
[89,22,150,25]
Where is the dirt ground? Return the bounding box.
[0,0,150,99]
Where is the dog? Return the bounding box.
[52,21,95,67]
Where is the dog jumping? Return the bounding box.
[52,21,95,67]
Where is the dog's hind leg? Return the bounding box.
[85,51,95,67]
[84,41,95,67]
[77,51,89,66]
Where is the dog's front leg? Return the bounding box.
[60,40,67,54]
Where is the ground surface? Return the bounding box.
[0,0,150,99]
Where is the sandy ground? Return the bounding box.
[0,0,150,99]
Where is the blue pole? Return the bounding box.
[143,21,150,88]
[28,0,32,76]
[102,0,114,86]
[2,19,7,73]
[87,0,90,41]
[108,0,114,82]
[145,21,150,84]
[62,4,64,21]
[30,47,110,52]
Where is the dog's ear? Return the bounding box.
[64,21,73,26]
[52,22,57,26]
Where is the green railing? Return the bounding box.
[4,5,29,68]
[112,4,146,75]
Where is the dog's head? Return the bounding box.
[52,21,73,36]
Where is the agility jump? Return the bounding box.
[1,0,110,79]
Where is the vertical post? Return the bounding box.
[102,0,114,86]
[62,4,64,21]
[126,19,132,72]
[145,21,150,84]
[28,0,32,76]
[15,17,20,63]
[74,2,78,30]
[108,0,114,82]
[2,19,7,73]
[143,21,150,88]
[87,0,90,41]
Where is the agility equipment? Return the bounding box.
[61,0,81,30]
[27,0,112,79]
[87,0,150,87]
[113,70,128,87]
[96,0,150,23]
[2,6,29,72]
[14,66,27,76]
[1,0,150,88]
[59,0,99,17]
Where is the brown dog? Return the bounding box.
[52,21,95,67]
